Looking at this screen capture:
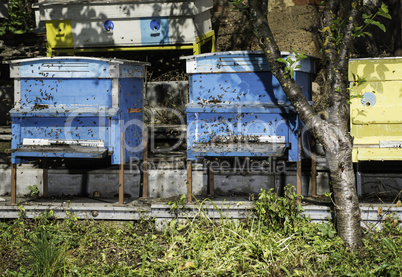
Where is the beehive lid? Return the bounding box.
[6,56,149,78]
[182,51,316,74]
[36,0,213,18]
[349,57,402,81]
[6,56,148,65]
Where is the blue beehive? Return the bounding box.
[183,51,315,161]
[8,57,148,165]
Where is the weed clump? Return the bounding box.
[0,192,401,276]
[26,229,68,276]
[254,184,308,234]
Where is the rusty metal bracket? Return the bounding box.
[127,108,142,113]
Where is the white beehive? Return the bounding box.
[36,0,214,53]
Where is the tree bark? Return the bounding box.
[245,0,363,249]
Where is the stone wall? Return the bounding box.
[212,0,322,57]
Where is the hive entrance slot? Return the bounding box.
[32,104,49,110]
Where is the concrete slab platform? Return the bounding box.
[1,195,401,231]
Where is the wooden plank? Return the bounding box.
[0,134,11,141]
[142,127,148,198]
[13,145,108,154]
[296,130,302,202]
[148,124,187,132]
[356,162,362,196]
[39,1,214,20]
[311,138,317,197]
[0,127,12,133]
[142,57,149,199]
[191,143,287,156]
[43,159,48,197]
[10,164,17,205]
[0,127,12,141]
[208,164,214,196]
[119,132,124,206]
[187,160,192,203]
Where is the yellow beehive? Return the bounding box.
[349,57,402,162]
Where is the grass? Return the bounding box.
[1,189,401,276]
[25,229,68,276]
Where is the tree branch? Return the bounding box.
[328,1,360,129]
[321,0,341,109]
[338,0,360,71]
[321,0,339,65]
[246,0,341,153]
[247,0,315,123]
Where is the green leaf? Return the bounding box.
[363,18,373,24]
[380,3,389,14]
[364,19,386,32]
[383,237,396,251]
[290,68,295,78]
[297,54,307,61]
[352,74,367,87]
[378,11,392,19]
[276,57,287,64]
[280,265,291,276]
[350,94,363,100]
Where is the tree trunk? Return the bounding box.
[327,139,362,249]
[244,0,363,249]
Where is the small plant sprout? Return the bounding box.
[324,192,336,206]
[168,194,187,217]
[276,48,307,79]
[28,185,39,197]
[347,73,367,104]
